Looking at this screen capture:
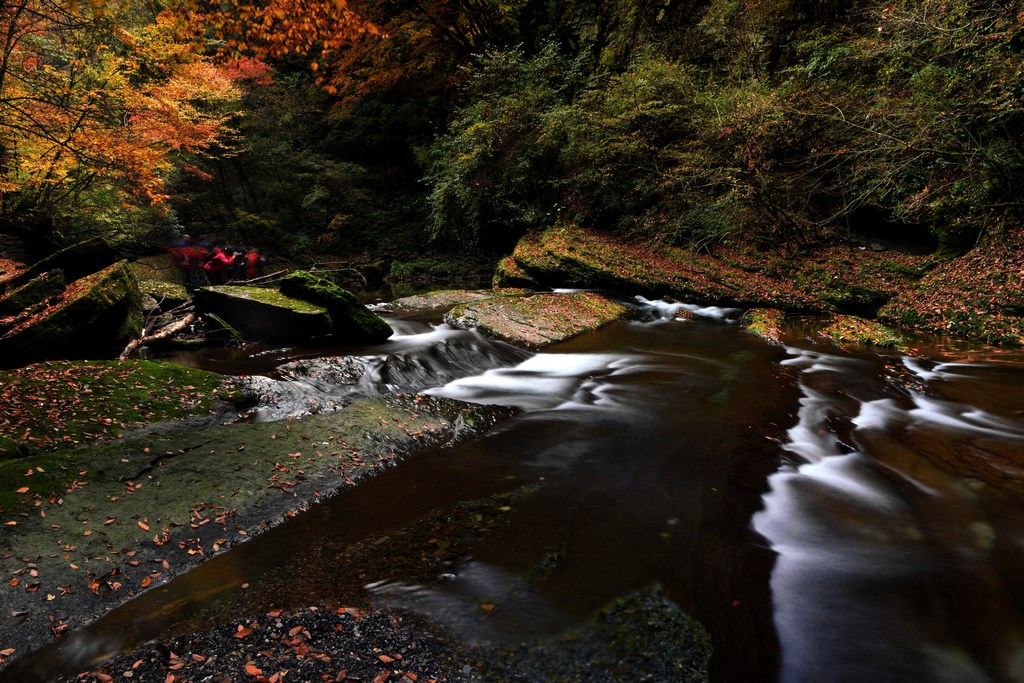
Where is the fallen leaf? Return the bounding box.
[245,662,263,676]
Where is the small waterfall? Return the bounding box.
[238,321,531,421]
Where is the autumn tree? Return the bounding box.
[0,1,244,252]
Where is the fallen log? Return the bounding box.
[119,312,196,359]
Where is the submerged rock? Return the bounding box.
[0,393,515,669]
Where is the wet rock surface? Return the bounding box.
[0,393,514,670]
[376,289,532,315]
[444,291,629,349]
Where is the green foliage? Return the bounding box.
[426,0,1022,254]
[425,42,591,250]
[781,1,1024,252]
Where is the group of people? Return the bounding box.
[166,236,264,286]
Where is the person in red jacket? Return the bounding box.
[244,247,263,280]
[203,244,235,284]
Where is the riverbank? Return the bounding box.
[0,378,512,672]
[71,590,709,683]
[496,224,1024,346]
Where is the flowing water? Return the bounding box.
[6,296,1024,682]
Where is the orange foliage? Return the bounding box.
[0,2,254,215]
[176,0,379,64]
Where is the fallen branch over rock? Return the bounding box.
[119,312,196,359]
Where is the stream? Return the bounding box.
[6,295,1024,682]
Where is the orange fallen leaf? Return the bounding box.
[244,662,263,676]
[137,520,150,532]
[235,625,252,639]
[15,487,28,494]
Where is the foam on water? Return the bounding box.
[426,352,634,411]
[756,346,1024,682]
[634,295,741,322]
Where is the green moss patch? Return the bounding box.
[445,291,628,348]
[492,254,538,288]
[278,271,392,342]
[820,315,906,350]
[741,308,786,345]
[878,228,1024,346]
[212,285,326,313]
[0,359,236,457]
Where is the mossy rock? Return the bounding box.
[279,271,392,343]
[4,236,116,291]
[193,285,335,342]
[388,289,520,314]
[741,308,786,345]
[445,291,629,349]
[0,269,66,317]
[820,314,906,350]
[504,225,826,312]
[0,261,142,367]
[492,254,539,289]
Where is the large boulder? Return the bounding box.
[2,236,116,292]
[193,286,337,342]
[497,225,826,311]
[193,278,392,344]
[0,269,66,318]
[444,291,628,349]
[0,261,142,367]
[278,271,393,342]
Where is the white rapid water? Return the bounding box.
[754,347,1024,683]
